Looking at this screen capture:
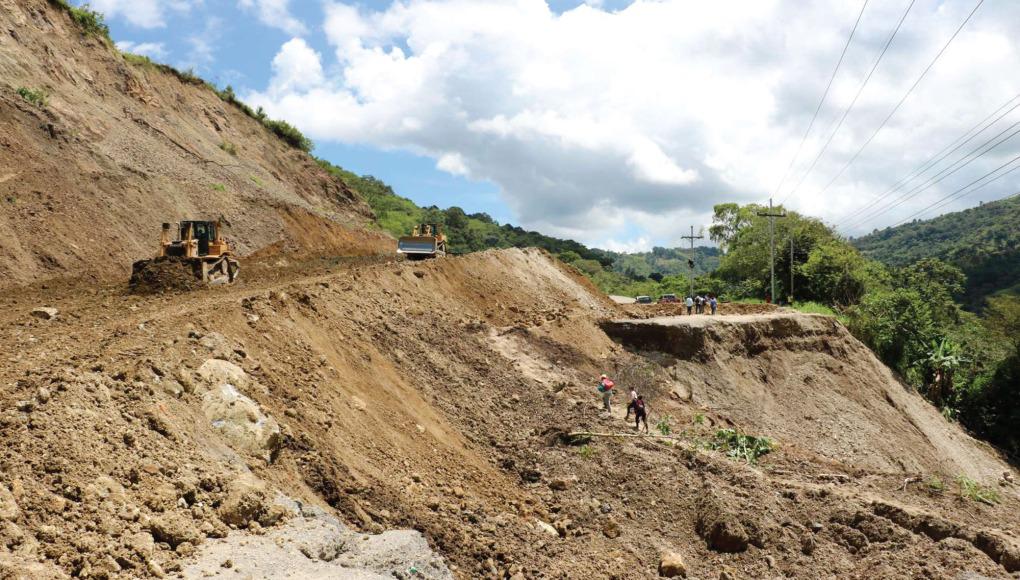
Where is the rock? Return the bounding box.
[202,384,281,459]
[548,478,574,491]
[15,400,33,413]
[0,485,21,521]
[36,387,50,404]
[197,359,249,390]
[217,475,282,528]
[149,513,202,548]
[30,307,58,320]
[719,566,738,580]
[535,519,559,537]
[810,521,823,533]
[125,531,155,559]
[801,533,816,555]
[696,493,750,553]
[658,551,687,577]
[602,519,622,539]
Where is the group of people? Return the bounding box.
[597,374,648,432]
[684,294,717,315]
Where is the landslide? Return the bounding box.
[0,0,391,289]
[2,248,1018,579]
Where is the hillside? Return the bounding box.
[0,0,391,289]
[1,2,1019,579]
[854,195,1020,306]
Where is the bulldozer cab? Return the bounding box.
[397,223,447,259]
[180,221,216,256]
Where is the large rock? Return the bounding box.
[196,359,249,390]
[696,492,750,553]
[202,384,281,458]
[217,474,290,529]
[658,551,687,577]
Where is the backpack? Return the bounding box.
[598,379,615,393]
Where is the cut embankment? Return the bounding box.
[601,312,1014,480]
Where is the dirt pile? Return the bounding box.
[0,247,1017,579]
[128,257,202,294]
[0,0,392,289]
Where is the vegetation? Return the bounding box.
[49,1,110,40]
[854,194,1020,309]
[210,184,226,192]
[578,445,597,460]
[708,429,774,464]
[16,87,48,107]
[704,201,1020,459]
[219,141,237,156]
[655,416,673,436]
[956,475,1000,505]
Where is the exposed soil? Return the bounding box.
[128,258,202,295]
[0,2,1018,578]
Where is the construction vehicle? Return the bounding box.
[131,220,240,285]
[397,223,447,260]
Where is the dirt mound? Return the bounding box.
[1,248,1017,579]
[128,257,202,294]
[620,301,778,318]
[0,0,392,290]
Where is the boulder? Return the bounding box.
[696,493,750,553]
[217,475,290,529]
[197,359,248,390]
[658,551,687,577]
[202,384,281,459]
[534,519,559,538]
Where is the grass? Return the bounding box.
[16,87,48,107]
[692,413,705,425]
[210,184,226,192]
[926,477,945,493]
[578,445,597,460]
[49,1,110,40]
[790,301,838,316]
[956,476,1000,505]
[219,141,237,156]
[708,428,774,464]
[250,176,263,186]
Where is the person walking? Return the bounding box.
[624,386,639,420]
[710,295,718,315]
[685,296,694,315]
[633,395,649,432]
[597,373,615,414]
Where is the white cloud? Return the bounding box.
[243,0,1020,246]
[436,153,469,176]
[85,0,194,29]
[115,41,167,59]
[238,0,307,36]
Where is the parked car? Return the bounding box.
[635,295,653,304]
[658,294,678,303]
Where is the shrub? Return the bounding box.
[709,429,774,464]
[692,413,705,425]
[219,141,237,156]
[926,477,945,493]
[956,476,1000,505]
[210,184,226,192]
[16,87,47,107]
[578,445,597,460]
[262,118,313,152]
[655,415,673,436]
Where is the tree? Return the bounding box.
[709,203,755,251]
[800,241,872,307]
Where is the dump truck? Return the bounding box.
[397,223,447,260]
[131,220,240,288]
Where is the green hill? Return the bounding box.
[853,195,1020,307]
[315,158,718,295]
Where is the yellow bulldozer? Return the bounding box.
[131,220,240,288]
[397,223,447,260]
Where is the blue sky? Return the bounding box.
[84,0,1020,250]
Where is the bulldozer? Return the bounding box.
[131,220,240,288]
[397,223,447,260]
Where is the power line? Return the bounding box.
[767,0,870,203]
[893,152,1020,226]
[911,164,1020,219]
[778,0,916,205]
[845,120,1020,230]
[812,0,986,200]
[837,93,1020,225]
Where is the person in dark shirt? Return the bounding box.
[633,395,648,432]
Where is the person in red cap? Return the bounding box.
[597,373,615,414]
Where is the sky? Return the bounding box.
[87,0,1020,252]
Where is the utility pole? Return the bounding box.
[790,237,795,304]
[757,198,787,304]
[681,225,704,299]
